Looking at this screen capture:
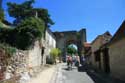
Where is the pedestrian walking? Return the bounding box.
[72,55,76,66]
[67,55,73,70]
[75,54,80,67]
[81,55,86,66]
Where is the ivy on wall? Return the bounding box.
[0,17,45,50]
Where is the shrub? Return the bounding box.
[0,8,4,21]
[46,56,54,64]
[0,43,16,57]
[0,17,45,50]
[13,17,45,50]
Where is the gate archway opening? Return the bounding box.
[67,44,78,56]
[53,29,86,62]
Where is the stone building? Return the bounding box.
[43,28,56,64]
[19,27,57,75]
[83,42,92,65]
[26,40,42,73]
[6,42,42,80]
[53,29,86,61]
[91,31,112,71]
[0,19,56,81]
[30,28,56,66]
[0,28,56,81]
[108,20,125,81]
[99,43,110,73]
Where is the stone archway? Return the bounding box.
[65,39,78,54]
[53,29,86,61]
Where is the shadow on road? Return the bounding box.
[77,64,125,83]
[77,65,108,83]
[62,67,77,71]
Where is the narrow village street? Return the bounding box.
[29,63,125,83]
[29,63,123,83]
[51,63,94,83]
[0,0,125,83]
[29,63,94,83]
[53,63,125,83]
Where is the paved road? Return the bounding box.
[52,63,94,83]
[51,63,125,83]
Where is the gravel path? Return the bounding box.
[30,66,56,83]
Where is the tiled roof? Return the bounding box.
[109,20,125,44]
[83,42,91,47]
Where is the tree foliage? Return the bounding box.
[49,48,61,64]
[0,43,16,57]
[0,8,4,21]
[7,0,34,19]
[17,17,45,38]
[0,0,54,50]
[50,48,61,59]
[33,8,54,27]
[0,0,4,21]
[14,17,45,49]
[67,45,77,55]
[0,27,13,43]
[7,0,54,27]
[0,17,45,50]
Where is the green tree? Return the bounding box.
[7,0,54,27]
[7,0,34,19]
[7,0,34,25]
[14,17,45,50]
[50,48,61,63]
[0,17,45,50]
[6,0,54,50]
[67,45,77,55]
[0,0,4,21]
[33,8,54,27]
[0,8,4,21]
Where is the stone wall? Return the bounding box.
[53,29,86,60]
[0,49,27,80]
[100,52,104,70]
[91,32,112,70]
[0,40,43,82]
[0,49,29,82]
[91,36,102,68]
[0,28,56,82]
[109,38,125,81]
[27,40,42,73]
[44,28,56,64]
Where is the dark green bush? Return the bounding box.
[14,17,45,50]
[0,8,4,21]
[0,17,45,50]
[46,56,54,64]
[0,43,16,57]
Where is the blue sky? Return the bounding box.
[3,0,125,42]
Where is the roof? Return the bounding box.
[109,20,125,45]
[83,42,91,48]
[91,31,112,45]
[91,35,102,45]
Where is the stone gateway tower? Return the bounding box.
[53,29,86,61]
